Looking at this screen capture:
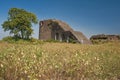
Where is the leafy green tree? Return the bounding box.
[2,8,38,39]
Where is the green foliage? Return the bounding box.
[29,38,44,44]
[2,36,44,44]
[2,36,16,43]
[2,8,38,39]
[45,39,60,43]
[91,39,108,44]
[69,38,77,43]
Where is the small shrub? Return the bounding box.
[2,36,44,44]
[69,38,77,44]
[2,36,16,43]
[30,37,44,44]
[45,39,60,43]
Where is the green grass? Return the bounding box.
[0,41,120,80]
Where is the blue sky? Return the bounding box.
[0,0,120,39]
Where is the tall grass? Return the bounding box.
[0,42,120,80]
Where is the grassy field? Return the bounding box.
[0,41,120,80]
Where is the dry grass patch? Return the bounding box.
[0,42,120,80]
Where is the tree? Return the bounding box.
[2,8,38,39]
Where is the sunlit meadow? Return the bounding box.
[0,41,120,80]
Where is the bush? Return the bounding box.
[2,36,44,44]
[45,39,60,43]
[30,38,44,44]
[91,39,108,44]
[69,38,77,44]
[2,36,16,43]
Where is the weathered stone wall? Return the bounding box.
[39,19,91,44]
[39,20,73,42]
[51,24,65,41]
[39,20,52,40]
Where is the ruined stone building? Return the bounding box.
[90,34,120,41]
[39,19,91,44]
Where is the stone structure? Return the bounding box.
[90,34,120,41]
[39,19,91,44]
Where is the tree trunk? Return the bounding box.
[21,30,24,39]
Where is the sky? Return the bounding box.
[0,0,120,39]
